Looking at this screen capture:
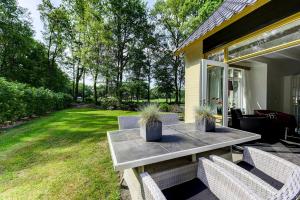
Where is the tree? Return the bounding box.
[106,0,151,101]
[39,0,71,87]
[80,0,110,104]
[152,0,223,104]
[0,0,70,93]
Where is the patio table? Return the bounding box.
[107,123,261,171]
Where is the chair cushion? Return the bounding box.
[237,161,284,190]
[162,178,218,200]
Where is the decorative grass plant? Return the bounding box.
[195,106,216,132]
[139,104,162,142]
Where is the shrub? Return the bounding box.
[120,101,139,111]
[170,104,183,113]
[98,97,119,110]
[159,103,171,112]
[0,77,73,124]
[84,96,94,104]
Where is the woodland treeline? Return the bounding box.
[0,0,222,104]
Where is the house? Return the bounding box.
[175,0,300,133]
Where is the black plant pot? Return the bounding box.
[140,120,162,142]
[195,118,216,132]
[217,107,222,115]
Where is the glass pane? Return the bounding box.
[229,18,300,60]
[207,50,224,62]
[228,69,243,111]
[207,66,224,125]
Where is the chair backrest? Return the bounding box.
[118,116,140,130]
[197,158,261,200]
[271,168,300,200]
[231,108,243,128]
[118,113,180,130]
[140,172,167,200]
[160,113,180,125]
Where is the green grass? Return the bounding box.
[0,108,137,200]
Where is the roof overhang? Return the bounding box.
[175,0,270,56]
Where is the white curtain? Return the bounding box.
[242,70,252,114]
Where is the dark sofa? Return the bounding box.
[230,109,297,142]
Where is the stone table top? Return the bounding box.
[107,123,261,171]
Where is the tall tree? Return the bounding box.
[39,0,70,87]
[107,0,150,101]
[152,0,223,104]
[0,0,70,92]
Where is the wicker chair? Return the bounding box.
[118,114,180,130]
[141,158,261,200]
[211,147,300,200]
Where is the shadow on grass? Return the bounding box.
[0,108,136,174]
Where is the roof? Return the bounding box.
[176,0,258,53]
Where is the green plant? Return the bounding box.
[139,104,161,126]
[0,77,73,124]
[195,106,215,120]
[159,103,170,112]
[170,104,183,113]
[98,97,119,110]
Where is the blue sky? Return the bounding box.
[18,0,156,41]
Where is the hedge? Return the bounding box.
[0,77,73,124]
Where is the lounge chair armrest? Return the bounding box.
[197,158,262,200]
[243,147,299,184]
[140,172,167,200]
[210,155,277,199]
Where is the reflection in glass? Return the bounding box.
[229,19,300,60]
[207,66,224,125]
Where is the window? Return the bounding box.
[228,68,243,110]
[228,18,300,60]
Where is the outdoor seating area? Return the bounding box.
[230,109,299,142]
[141,147,300,200]
[108,115,300,200]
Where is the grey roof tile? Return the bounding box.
[176,0,257,52]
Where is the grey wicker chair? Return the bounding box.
[118,114,180,130]
[141,158,261,200]
[211,147,300,200]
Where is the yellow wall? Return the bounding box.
[184,42,203,123]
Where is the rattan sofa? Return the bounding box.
[141,157,261,200]
[140,148,300,200]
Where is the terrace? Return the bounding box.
[108,114,300,200]
[107,0,300,199]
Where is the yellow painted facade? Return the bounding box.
[184,42,203,122]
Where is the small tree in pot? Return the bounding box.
[139,104,162,142]
[195,106,216,132]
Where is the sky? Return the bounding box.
[17,0,156,42]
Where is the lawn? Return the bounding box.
[0,108,137,200]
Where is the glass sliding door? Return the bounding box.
[201,59,228,126]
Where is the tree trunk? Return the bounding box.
[82,69,85,102]
[93,71,98,104]
[75,65,83,101]
[174,56,180,104]
[72,63,75,99]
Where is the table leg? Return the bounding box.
[119,171,124,186]
[137,166,144,174]
[192,154,197,162]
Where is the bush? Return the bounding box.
[159,103,171,112]
[98,97,119,110]
[0,77,73,124]
[84,96,94,104]
[170,104,183,113]
[120,101,139,111]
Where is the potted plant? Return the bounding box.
[139,104,162,142]
[195,106,216,132]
